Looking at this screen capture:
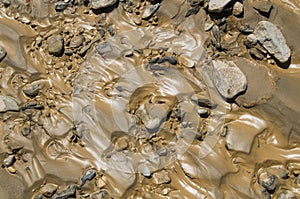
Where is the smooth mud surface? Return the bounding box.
[0,0,300,198]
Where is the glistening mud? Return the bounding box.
[0,0,300,199]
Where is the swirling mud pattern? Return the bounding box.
[0,0,300,199]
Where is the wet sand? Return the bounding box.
[0,0,300,198]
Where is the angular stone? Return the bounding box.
[47,35,64,56]
[232,1,244,16]
[212,60,247,100]
[253,21,291,63]
[40,183,58,197]
[91,0,118,9]
[208,0,232,13]
[22,80,45,97]
[0,95,19,112]
[142,3,160,19]
[152,170,171,185]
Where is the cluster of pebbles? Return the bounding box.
[0,0,299,198]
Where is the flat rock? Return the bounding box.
[47,35,64,56]
[0,95,19,112]
[212,60,247,100]
[40,183,58,197]
[208,0,232,13]
[152,170,171,185]
[91,0,118,9]
[22,80,45,97]
[142,3,160,19]
[0,45,7,62]
[232,1,244,16]
[137,103,170,132]
[253,1,273,15]
[54,1,68,11]
[253,21,291,63]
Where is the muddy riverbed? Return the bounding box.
[0,0,300,198]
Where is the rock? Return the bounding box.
[91,0,118,9]
[232,1,244,16]
[40,183,58,197]
[22,126,31,136]
[139,165,151,177]
[0,45,7,62]
[253,1,273,16]
[258,172,278,192]
[178,55,195,68]
[137,103,170,132]
[152,170,171,185]
[47,35,64,56]
[157,56,177,65]
[277,190,296,199]
[190,93,216,108]
[196,107,209,117]
[142,3,160,19]
[208,0,232,13]
[70,35,84,48]
[55,1,68,11]
[0,95,19,112]
[204,22,214,31]
[253,21,291,63]
[3,155,15,167]
[212,60,247,100]
[53,185,76,199]
[96,178,106,189]
[95,42,113,55]
[3,0,11,7]
[7,166,16,174]
[22,80,45,97]
[79,169,96,189]
[115,136,129,151]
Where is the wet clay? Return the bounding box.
[0,0,300,199]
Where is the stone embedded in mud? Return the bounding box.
[142,3,160,19]
[47,35,64,56]
[277,190,296,199]
[152,170,171,185]
[258,172,278,192]
[91,0,118,9]
[0,95,19,112]
[22,80,45,97]
[54,1,68,12]
[3,155,16,167]
[253,1,273,16]
[137,103,170,132]
[70,35,85,48]
[212,60,247,100]
[253,21,291,63]
[0,45,7,62]
[79,169,96,188]
[52,184,76,199]
[40,183,58,197]
[208,0,232,13]
[232,1,244,16]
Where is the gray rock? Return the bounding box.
[40,183,58,197]
[277,190,296,199]
[91,0,118,9]
[52,185,76,199]
[70,35,84,48]
[79,169,96,189]
[152,170,171,184]
[140,165,151,177]
[47,35,64,56]
[3,155,15,167]
[0,95,19,112]
[21,126,31,136]
[22,80,45,97]
[258,172,278,192]
[137,103,170,132]
[253,1,273,16]
[208,0,232,13]
[0,45,7,62]
[142,3,160,19]
[55,1,68,11]
[253,21,291,63]
[232,1,244,16]
[3,0,11,7]
[212,60,247,100]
